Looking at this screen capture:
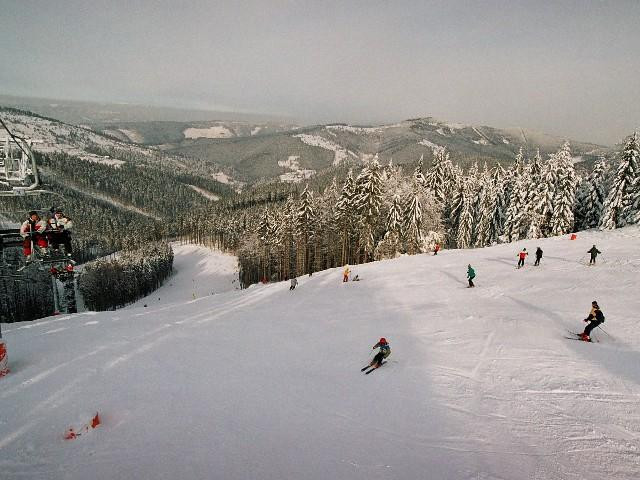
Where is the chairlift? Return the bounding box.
[0,115,70,268]
[0,116,58,197]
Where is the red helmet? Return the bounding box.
[379,337,387,344]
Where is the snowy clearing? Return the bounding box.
[186,185,220,201]
[183,126,234,139]
[293,133,351,166]
[211,171,232,184]
[326,125,381,134]
[278,155,316,183]
[1,227,640,479]
[117,128,144,144]
[419,138,440,149]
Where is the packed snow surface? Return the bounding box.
[2,228,640,479]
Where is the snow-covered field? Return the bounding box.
[419,138,440,149]
[293,133,358,166]
[183,126,234,139]
[278,155,316,183]
[1,228,640,479]
[186,185,221,201]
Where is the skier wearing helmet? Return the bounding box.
[361,338,391,373]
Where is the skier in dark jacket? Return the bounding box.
[467,264,475,287]
[581,301,605,342]
[534,247,543,266]
[362,338,391,372]
[587,245,601,265]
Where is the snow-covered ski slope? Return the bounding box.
[2,228,639,480]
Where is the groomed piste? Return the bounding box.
[1,228,639,480]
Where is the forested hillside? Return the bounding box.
[0,147,232,321]
[177,133,639,288]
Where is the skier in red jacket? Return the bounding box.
[20,211,48,260]
[517,248,528,268]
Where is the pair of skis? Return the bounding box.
[564,331,598,343]
[360,361,386,375]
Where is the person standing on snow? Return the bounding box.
[534,247,543,266]
[362,338,391,372]
[587,245,601,265]
[581,301,605,342]
[343,265,350,283]
[517,248,528,268]
[289,277,298,290]
[467,264,476,288]
[433,243,440,255]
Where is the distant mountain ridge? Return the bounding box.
[1,97,612,185]
[162,117,610,182]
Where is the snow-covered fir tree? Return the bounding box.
[503,172,528,242]
[575,157,608,230]
[474,173,497,247]
[296,185,316,273]
[425,146,454,204]
[455,179,474,249]
[413,155,427,187]
[600,132,640,229]
[354,157,384,261]
[335,170,357,265]
[535,154,559,236]
[550,142,578,236]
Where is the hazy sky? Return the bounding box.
[1,0,639,145]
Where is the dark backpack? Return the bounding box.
[595,309,605,323]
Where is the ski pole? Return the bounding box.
[596,324,610,337]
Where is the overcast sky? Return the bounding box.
[1,0,638,145]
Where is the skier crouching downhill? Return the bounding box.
[361,338,391,374]
[581,301,605,342]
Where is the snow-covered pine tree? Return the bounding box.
[414,154,426,187]
[550,142,578,236]
[374,188,406,260]
[425,146,454,204]
[576,158,608,230]
[533,153,558,236]
[502,171,528,242]
[257,208,276,280]
[600,132,640,229]
[475,173,497,247]
[402,180,424,254]
[354,157,384,261]
[522,149,544,239]
[456,179,474,249]
[312,181,339,272]
[387,193,403,235]
[296,185,316,274]
[501,148,524,213]
[466,162,482,245]
[335,171,357,265]
[278,195,298,280]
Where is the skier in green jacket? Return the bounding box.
[467,264,476,288]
